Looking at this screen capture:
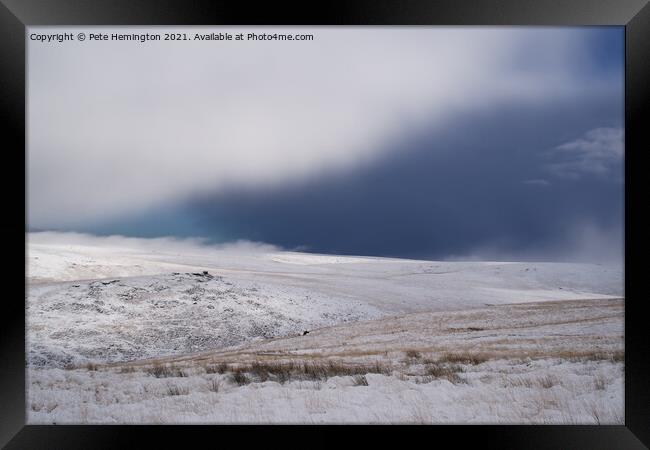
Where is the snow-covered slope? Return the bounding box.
[28,272,381,368]
[27,232,623,368]
[28,298,624,424]
[26,232,624,424]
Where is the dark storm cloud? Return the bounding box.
[29,27,621,229]
[87,89,622,262]
[33,27,623,262]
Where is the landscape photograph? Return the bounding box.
[26,26,624,424]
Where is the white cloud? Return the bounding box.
[27,27,619,227]
[28,231,281,254]
[546,127,624,179]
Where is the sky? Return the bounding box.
[27,27,624,262]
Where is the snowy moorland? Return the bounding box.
[26,232,624,424]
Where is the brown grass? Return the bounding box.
[166,384,189,396]
[437,352,488,365]
[229,369,251,386]
[423,363,465,384]
[507,375,559,389]
[352,375,369,386]
[575,350,624,363]
[405,350,422,359]
[205,362,229,374]
[537,375,558,389]
[218,360,391,385]
[147,364,187,378]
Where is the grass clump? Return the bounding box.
[205,362,229,374]
[438,352,488,366]
[538,375,558,389]
[147,364,187,378]
[352,375,369,386]
[405,350,422,359]
[564,350,624,363]
[222,360,391,385]
[594,374,607,391]
[423,363,465,384]
[208,379,222,393]
[507,374,559,389]
[229,369,251,386]
[166,384,189,396]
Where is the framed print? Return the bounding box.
[1,0,648,448]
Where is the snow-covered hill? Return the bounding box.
[26,232,624,424]
[28,298,624,424]
[27,232,622,368]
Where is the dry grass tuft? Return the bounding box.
[507,376,534,388]
[352,375,369,386]
[205,362,229,374]
[594,373,607,391]
[217,360,391,385]
[507,375,558,389]
[537,375,557,389]
[229,369,251,386]
[405,350,422,359]
[423,363,465,384]
[166,384,189,396]
[147,364,187,378]
[563,350,624,363]
[438,352,488,365]
[208,379,222,393]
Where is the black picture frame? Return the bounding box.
[2,0,648,448]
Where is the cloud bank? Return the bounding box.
[28,27,620,228]
[28,231,282,255]
[167,93,623,264]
